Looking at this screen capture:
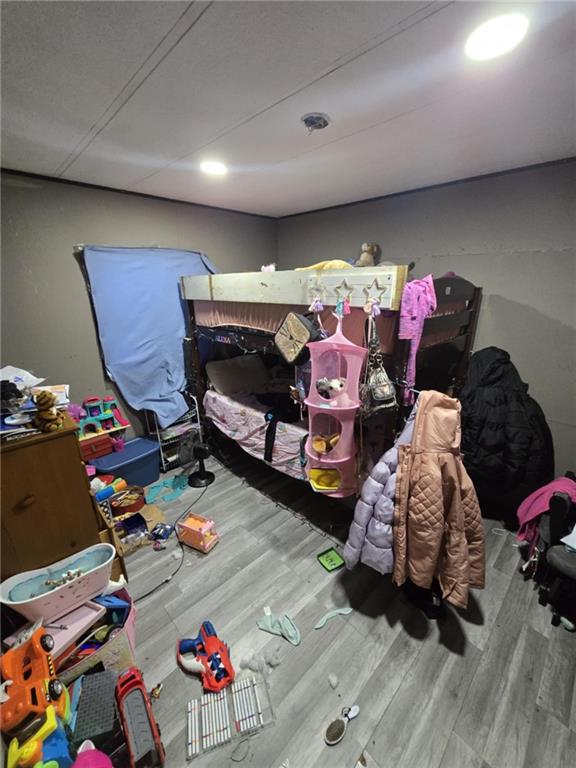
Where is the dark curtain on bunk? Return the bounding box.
[83,246,216,428]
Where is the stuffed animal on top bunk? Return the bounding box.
[355,242,380,267]
[33,390,65,432]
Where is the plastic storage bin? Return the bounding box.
[90,438,160,486]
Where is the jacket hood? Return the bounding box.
[411,390,461,453]
[463,347,527,391]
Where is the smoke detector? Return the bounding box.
[301,112,330,134]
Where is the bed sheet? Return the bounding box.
[204,390,307,481]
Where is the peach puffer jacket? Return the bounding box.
[393,390,485,608]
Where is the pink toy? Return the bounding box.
[304,316,367,497]
[103,395,130,427]
[79,395,130,434]
[83,396,103,418]
[176,512,219,553]
[68,403,87,422]
[73,740,113,768]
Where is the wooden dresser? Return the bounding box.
[1,414,124,581]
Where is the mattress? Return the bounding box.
[203,390,308,481]
[194,291,468,355]
[194,301,397,354]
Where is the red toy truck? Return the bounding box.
[116,667,165,768]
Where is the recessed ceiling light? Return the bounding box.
[465,14,529,61]
[200,160,228,176]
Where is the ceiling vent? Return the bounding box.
[301,112,330,134]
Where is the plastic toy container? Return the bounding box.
[58,588,136,685]
[0,544,116,623]
[176,512,219,553]
[90,438,160,486]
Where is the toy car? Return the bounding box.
[116,667,165,768]
[176,621,234,693]
[0,627,68,740]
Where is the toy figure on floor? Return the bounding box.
[176,622,234,693]
[33,390,65,432]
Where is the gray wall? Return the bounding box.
[3,164,574,473]
[1,173,276,428]
[278,161,576,474]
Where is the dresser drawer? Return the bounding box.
[1,430,100,579]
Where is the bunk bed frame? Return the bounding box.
[180,266,482,484]
[390,274,483,396]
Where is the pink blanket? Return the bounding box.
[204,390,307,481]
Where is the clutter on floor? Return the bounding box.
[324,704,360,746]
[145,476,189,504]
[316,548,345,572]
[240,645,282,676]
[177,622,235,693]
[256,608,301,646]
[0,580,143,767]
[314,607,353,630]
[185,674,273,760]
[327,674,339,690]
[176,512,219,554]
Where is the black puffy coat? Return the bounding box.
[460,347,554,495]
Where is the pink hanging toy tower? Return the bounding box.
[304,316,367,497]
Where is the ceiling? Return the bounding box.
[2,1,575,217]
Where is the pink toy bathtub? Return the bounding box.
[0,543,116,623]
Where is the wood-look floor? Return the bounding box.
[127,449,576,768]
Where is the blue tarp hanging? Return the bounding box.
[83,246,216,428]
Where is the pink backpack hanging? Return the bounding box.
[304,316,367,497]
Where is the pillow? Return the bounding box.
[205,355,270,396]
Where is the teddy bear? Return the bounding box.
[33,390,65,432]
[355,242,380,268]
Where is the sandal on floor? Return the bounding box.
[324,705,360,746]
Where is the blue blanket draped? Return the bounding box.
[83,246,216,427]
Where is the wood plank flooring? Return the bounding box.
[126,449,575,768]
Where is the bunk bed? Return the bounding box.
[180,266,482,489]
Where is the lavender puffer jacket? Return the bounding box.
[343,406,417,574]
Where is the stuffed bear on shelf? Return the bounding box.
[33,390,65,432]
[355,242,380,267]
